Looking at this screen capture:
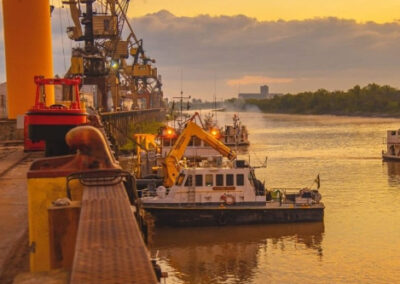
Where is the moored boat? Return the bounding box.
[141,161,324,226]
[141,118,323,227]
[382,130,400,161]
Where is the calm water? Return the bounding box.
[149,112,400,284]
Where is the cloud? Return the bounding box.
[131,11,400,98]
[2,9,400,99]
[227,75,294,86]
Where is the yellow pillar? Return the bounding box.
[2,0,54,119]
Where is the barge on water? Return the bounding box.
[141,161,324,227]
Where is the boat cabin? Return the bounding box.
[142,164,266,206]
[382,130,400,160]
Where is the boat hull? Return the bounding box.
[143,204,324,227]
[382,153,400,161]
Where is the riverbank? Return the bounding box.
[241,83,400,118]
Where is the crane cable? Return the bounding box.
[58,0,67,71]
[64,2,73,51]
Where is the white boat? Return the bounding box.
[140,118,323,226]
[382,130,400,161]
[141,160,324,226]
[221,113,250,146]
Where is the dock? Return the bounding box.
[0,126,160,283]
[0,146,38,283]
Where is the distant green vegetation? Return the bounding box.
[120,120,164,152]
[240,84,400,116]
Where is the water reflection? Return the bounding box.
[385,161,400,186]
[149,223,324,284]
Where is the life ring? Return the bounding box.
[220,194,235,205]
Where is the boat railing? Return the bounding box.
[268,187,321,205]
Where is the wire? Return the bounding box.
[58,0,67,72]
[64,4,73,51]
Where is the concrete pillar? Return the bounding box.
[2,0,54,119]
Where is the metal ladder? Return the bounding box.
[187,169,196,204]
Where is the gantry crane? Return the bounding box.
[63,0,164,111]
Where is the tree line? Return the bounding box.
[235,84,400,116]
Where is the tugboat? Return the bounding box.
[221,113,250,146]
[203,112,250,147]
[382,129,400,161]
[141,120,324,227]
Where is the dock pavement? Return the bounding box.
[0,146,42,283]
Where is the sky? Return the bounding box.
[2,1,400,100]
[128,0,400,23]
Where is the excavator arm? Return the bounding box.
[163,121,237,187]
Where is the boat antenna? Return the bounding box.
[173,68,191,129]
[213,71,217,123]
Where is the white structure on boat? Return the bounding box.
[382,129,400,161]
[142,161,266,206]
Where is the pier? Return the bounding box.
[0,126,159,283]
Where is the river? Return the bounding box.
[148,111,400,284]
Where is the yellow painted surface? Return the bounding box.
[70,57,84,75]
[133,64,152,77]
[2,0,54,119]
[28,177,82,272]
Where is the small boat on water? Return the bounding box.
[382,130,400,161]
[203,112,250,147]
[221,113,250,146]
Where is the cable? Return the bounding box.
[58,0,67,71]
[64,4,73,51]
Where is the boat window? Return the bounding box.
[236,174,244,186]
[193,136,201,147]
[392,131,396,135]
[184,175,193,187]
[163,138,170,147]
[226,174,234,186]
[188,136,195,147]
[176,173,185,186]
[195,174,203,186]
[216,174,224,186]
[205,174,213,186]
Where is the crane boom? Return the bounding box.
[63,0,83,40]
[163,121,237,187]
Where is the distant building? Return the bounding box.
[238,85,283,100]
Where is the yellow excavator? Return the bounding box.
[162,121,237,187]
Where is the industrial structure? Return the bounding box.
[63,0,165,112]
[0,1,168,282]
[2,0,54,119]
[238,85,283,100]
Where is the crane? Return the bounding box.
[62,0,164,110]
[162,121,237,187]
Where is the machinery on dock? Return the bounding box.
[25,76,87,156]
[63,0,165,111]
